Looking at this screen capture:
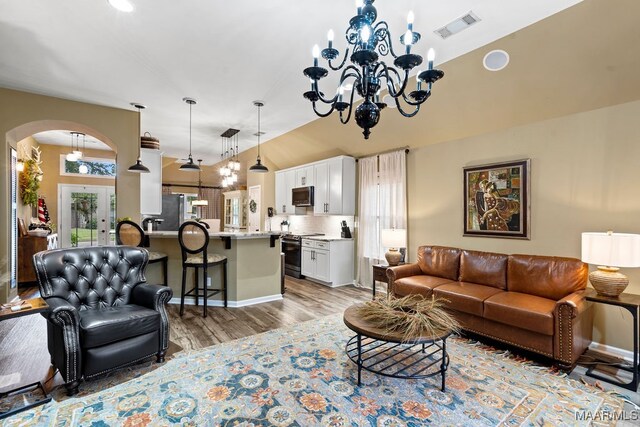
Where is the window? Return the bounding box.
[60,155,116,178]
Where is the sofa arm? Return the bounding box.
[386,263,422,296]
[554,290,593,367]
[42,297,82,385]
[555,291,589,319]
[132,283,173,353]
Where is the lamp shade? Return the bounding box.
[192,200,208,206]
[581,232,640,268]
[381,228,407,249]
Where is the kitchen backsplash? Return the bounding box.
[266,214,355,236]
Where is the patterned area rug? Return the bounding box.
[3,314,624,426]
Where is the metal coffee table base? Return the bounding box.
[346,334,450,391]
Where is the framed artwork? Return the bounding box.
[18,218,28,237]
[463,159,530,239]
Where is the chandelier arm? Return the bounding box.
[400,90,425,107]
[377,63,409,98]
[312,102,336,118]
[338,89,357,124]
[327,48,350,71]
[373,21,396,59]
[395,98,421,117]
[315,66,362,104]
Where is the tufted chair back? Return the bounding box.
[34,246,149,311]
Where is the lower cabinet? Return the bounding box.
[301,239,354,287]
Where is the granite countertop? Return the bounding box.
[147,231,280,239]
[302,236,354,242]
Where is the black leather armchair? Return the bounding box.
[33,246,172,396]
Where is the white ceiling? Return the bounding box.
[32,130,112,151]
[0,0,581,162]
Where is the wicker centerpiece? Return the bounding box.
[140,132,160,150]
[356,295,460,343]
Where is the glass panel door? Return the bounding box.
[59,185,115,248]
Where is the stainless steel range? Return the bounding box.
[281,233,324,278]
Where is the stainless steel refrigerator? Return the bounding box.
[144,194,185,231]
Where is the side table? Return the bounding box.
[0,298,51,419]
[584,289,639,392]
[372,263,404,299]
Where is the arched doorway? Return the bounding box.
[8,120,118,290]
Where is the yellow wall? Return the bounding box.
[1,88,139,303]
[37,144,116,228]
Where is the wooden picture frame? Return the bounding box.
[463,159,530,239]
[18,218,28,237]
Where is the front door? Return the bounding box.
[59,184,115,248]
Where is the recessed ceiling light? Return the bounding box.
[108,0,134,13]
[483,50,510,71]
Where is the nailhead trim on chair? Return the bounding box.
[85,352,158,378]
[53,310,79,383]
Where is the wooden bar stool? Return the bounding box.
[115,220,168,286]
[178,221,227,317]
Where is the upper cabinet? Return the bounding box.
[314,157,355,215]
[275,156,355,216]
[275,169,296,215]
[295,166,314,187]
[139,149,163,215]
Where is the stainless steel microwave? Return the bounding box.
[292,186,314,207]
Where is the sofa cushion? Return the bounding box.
[79,304,160,349]
[394,276,454,297]
[507,255,588,300]
[417,246,461,280]
[483,292,555,336]
[433,282,504,317]
[459,250,508,290]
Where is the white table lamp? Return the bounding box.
[581,231,640,297]
[381,228,407,266]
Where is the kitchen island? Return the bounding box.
[146,231,282,307]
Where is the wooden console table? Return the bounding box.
[372,263,404,299]
[584,289,639,392]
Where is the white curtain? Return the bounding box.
[356,150,407,289]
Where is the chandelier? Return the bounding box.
[303,0,444,139]
[219,128,240,187]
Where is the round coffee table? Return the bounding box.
[343,304,451,391]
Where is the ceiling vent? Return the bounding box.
[435,11,481,39]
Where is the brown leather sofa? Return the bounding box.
[387,246,593,368]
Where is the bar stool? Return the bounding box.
[178,221,227,317]
[115,220,168,286]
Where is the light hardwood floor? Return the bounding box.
[0,277,369,393]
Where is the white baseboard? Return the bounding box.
[168,294,283,308]
[589,341,634,363]
[305,278,355,288]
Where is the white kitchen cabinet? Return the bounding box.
[314,156,356,215]
[295,166,314,187]
[275,169,297,215]
[301,238,354,286]
[139,148,163,215]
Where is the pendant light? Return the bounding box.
[127,103,151,173]
[192,159,209,207]
[249,100,268,173]
[180,97,200,171]
[72,132,83,159]
[66,132,81,162]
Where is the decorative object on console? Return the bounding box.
[463,159,530,239]
[381,228,406,266]
[303,0,444,139]
[18,147,42,207]
[218,128,240,187]
[127,103,151,173]
[581,231,640,297]
[179,97,200,171]
[249,100,268,173]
